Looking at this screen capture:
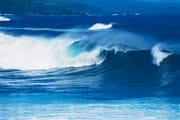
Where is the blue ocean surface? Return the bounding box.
[0,15,180,120]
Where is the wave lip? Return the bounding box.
[0,16,11,21]
[88,23,112,31]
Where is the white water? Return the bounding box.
[0,97,178,120]
[0,16,11,21]
[0,33,103,70]
[151,45,172,66]
[89,23,112,31]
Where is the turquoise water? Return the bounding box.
[0,94,179,120]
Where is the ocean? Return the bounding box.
[0,15,180,120]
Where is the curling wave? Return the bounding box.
[0,29,180,71]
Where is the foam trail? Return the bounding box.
[0,16,11,21]
[89,23,112,31]
[151,45,172,66]
[0,27,86,32]
[0,33,103,70]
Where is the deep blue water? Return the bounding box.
[0,15,180,120]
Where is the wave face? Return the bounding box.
[0,15,180,120]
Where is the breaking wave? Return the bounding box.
[0,33,104,70]
[0,30,180,97]
[0,28,179,71]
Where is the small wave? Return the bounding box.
[151,44,172,66]
[88,23,112,31]
[0,16,11,21]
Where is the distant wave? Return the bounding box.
[0,16,11,22]
[88,23,112,31]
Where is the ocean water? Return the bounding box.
[0,15,180,120]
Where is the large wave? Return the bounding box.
[0,27,179,70]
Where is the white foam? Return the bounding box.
[88,23,112,31]
[151,45,171,66]
[0,33,103,70]
[0,16,11,21]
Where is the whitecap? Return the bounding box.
[88,23,112,31]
